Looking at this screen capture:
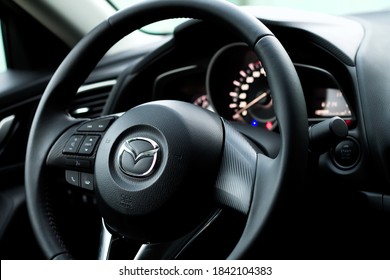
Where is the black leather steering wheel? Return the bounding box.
[25,0,308,260]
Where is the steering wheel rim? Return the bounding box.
[25,0,308,260]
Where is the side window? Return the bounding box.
[0,21,7,73]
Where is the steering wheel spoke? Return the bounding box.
[133,209,222,260]
[98,210,224,260]
[214,120,258,215]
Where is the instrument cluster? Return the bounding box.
[153,43,353,130]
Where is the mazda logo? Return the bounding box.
[118,137,159,177]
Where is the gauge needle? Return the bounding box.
[233,92,268,119]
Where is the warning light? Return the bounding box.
[266,121,273,130]
[345,119,352,126]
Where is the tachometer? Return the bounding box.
[228,60,276,129]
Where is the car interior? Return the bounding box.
[1,0,390,260]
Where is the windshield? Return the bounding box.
[109,0,390,34]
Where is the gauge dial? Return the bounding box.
[228,60,276,129]
[207,43,277,130]
[193,94,210,109]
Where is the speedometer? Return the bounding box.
[207,43,277,130]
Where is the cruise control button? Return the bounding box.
[63,135,84,154]
[65,170,80,187]
[79,136,100,155]
[81,173,94,190]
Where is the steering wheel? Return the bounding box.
[25,0,308,260]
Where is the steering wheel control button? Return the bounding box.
[78,118,114,132]
[65,158,90,168]
[65,170,80,187]
[79,135,100,155]
[63,135,84,154]
[118,137,159,178]
[333,138,360,168]
[81,173,94,190]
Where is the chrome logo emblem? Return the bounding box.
[118,137,159,177]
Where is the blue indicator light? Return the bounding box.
[251,120,258,127]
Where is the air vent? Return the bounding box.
[68,80,116,118]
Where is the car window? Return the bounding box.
[0,22,6,73]
[109,0,390,34]
[110,0,390,14]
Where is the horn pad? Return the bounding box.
[94,100,224,241]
